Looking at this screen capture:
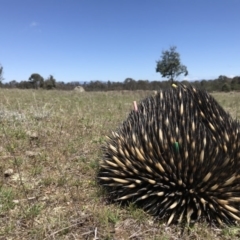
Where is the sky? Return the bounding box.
[0,0,240,83]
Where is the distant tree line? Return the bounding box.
[1,74,240,92]
[1,46,240,92]
[1,73,57,90]
[0,64,4,84]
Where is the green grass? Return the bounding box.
[0,88,240,239]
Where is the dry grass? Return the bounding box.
[0,88,240,240]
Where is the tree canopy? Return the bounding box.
[156,46,188,83]
[0,64,4,83]
[44,75,56,89]
[29,73,44,88]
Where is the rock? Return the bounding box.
[26,131,38,140]
[4,168,14,177]
[25,151,40,157]
[73,86,85,93]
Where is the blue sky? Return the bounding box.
[0,0,239,83]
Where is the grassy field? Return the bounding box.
[0,88,240,240]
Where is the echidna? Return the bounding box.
[97,84,240,225]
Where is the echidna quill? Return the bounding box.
[97,84,240,225]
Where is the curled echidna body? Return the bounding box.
[97,84,240,225]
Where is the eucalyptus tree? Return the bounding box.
[156,46,188,83]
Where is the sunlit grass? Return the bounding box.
[0,88,240,239]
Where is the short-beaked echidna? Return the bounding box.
[97,84,240,225]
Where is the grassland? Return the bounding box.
[0,88,240,240]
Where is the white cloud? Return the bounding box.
[227,74,236,78]
[30,21,38,27]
